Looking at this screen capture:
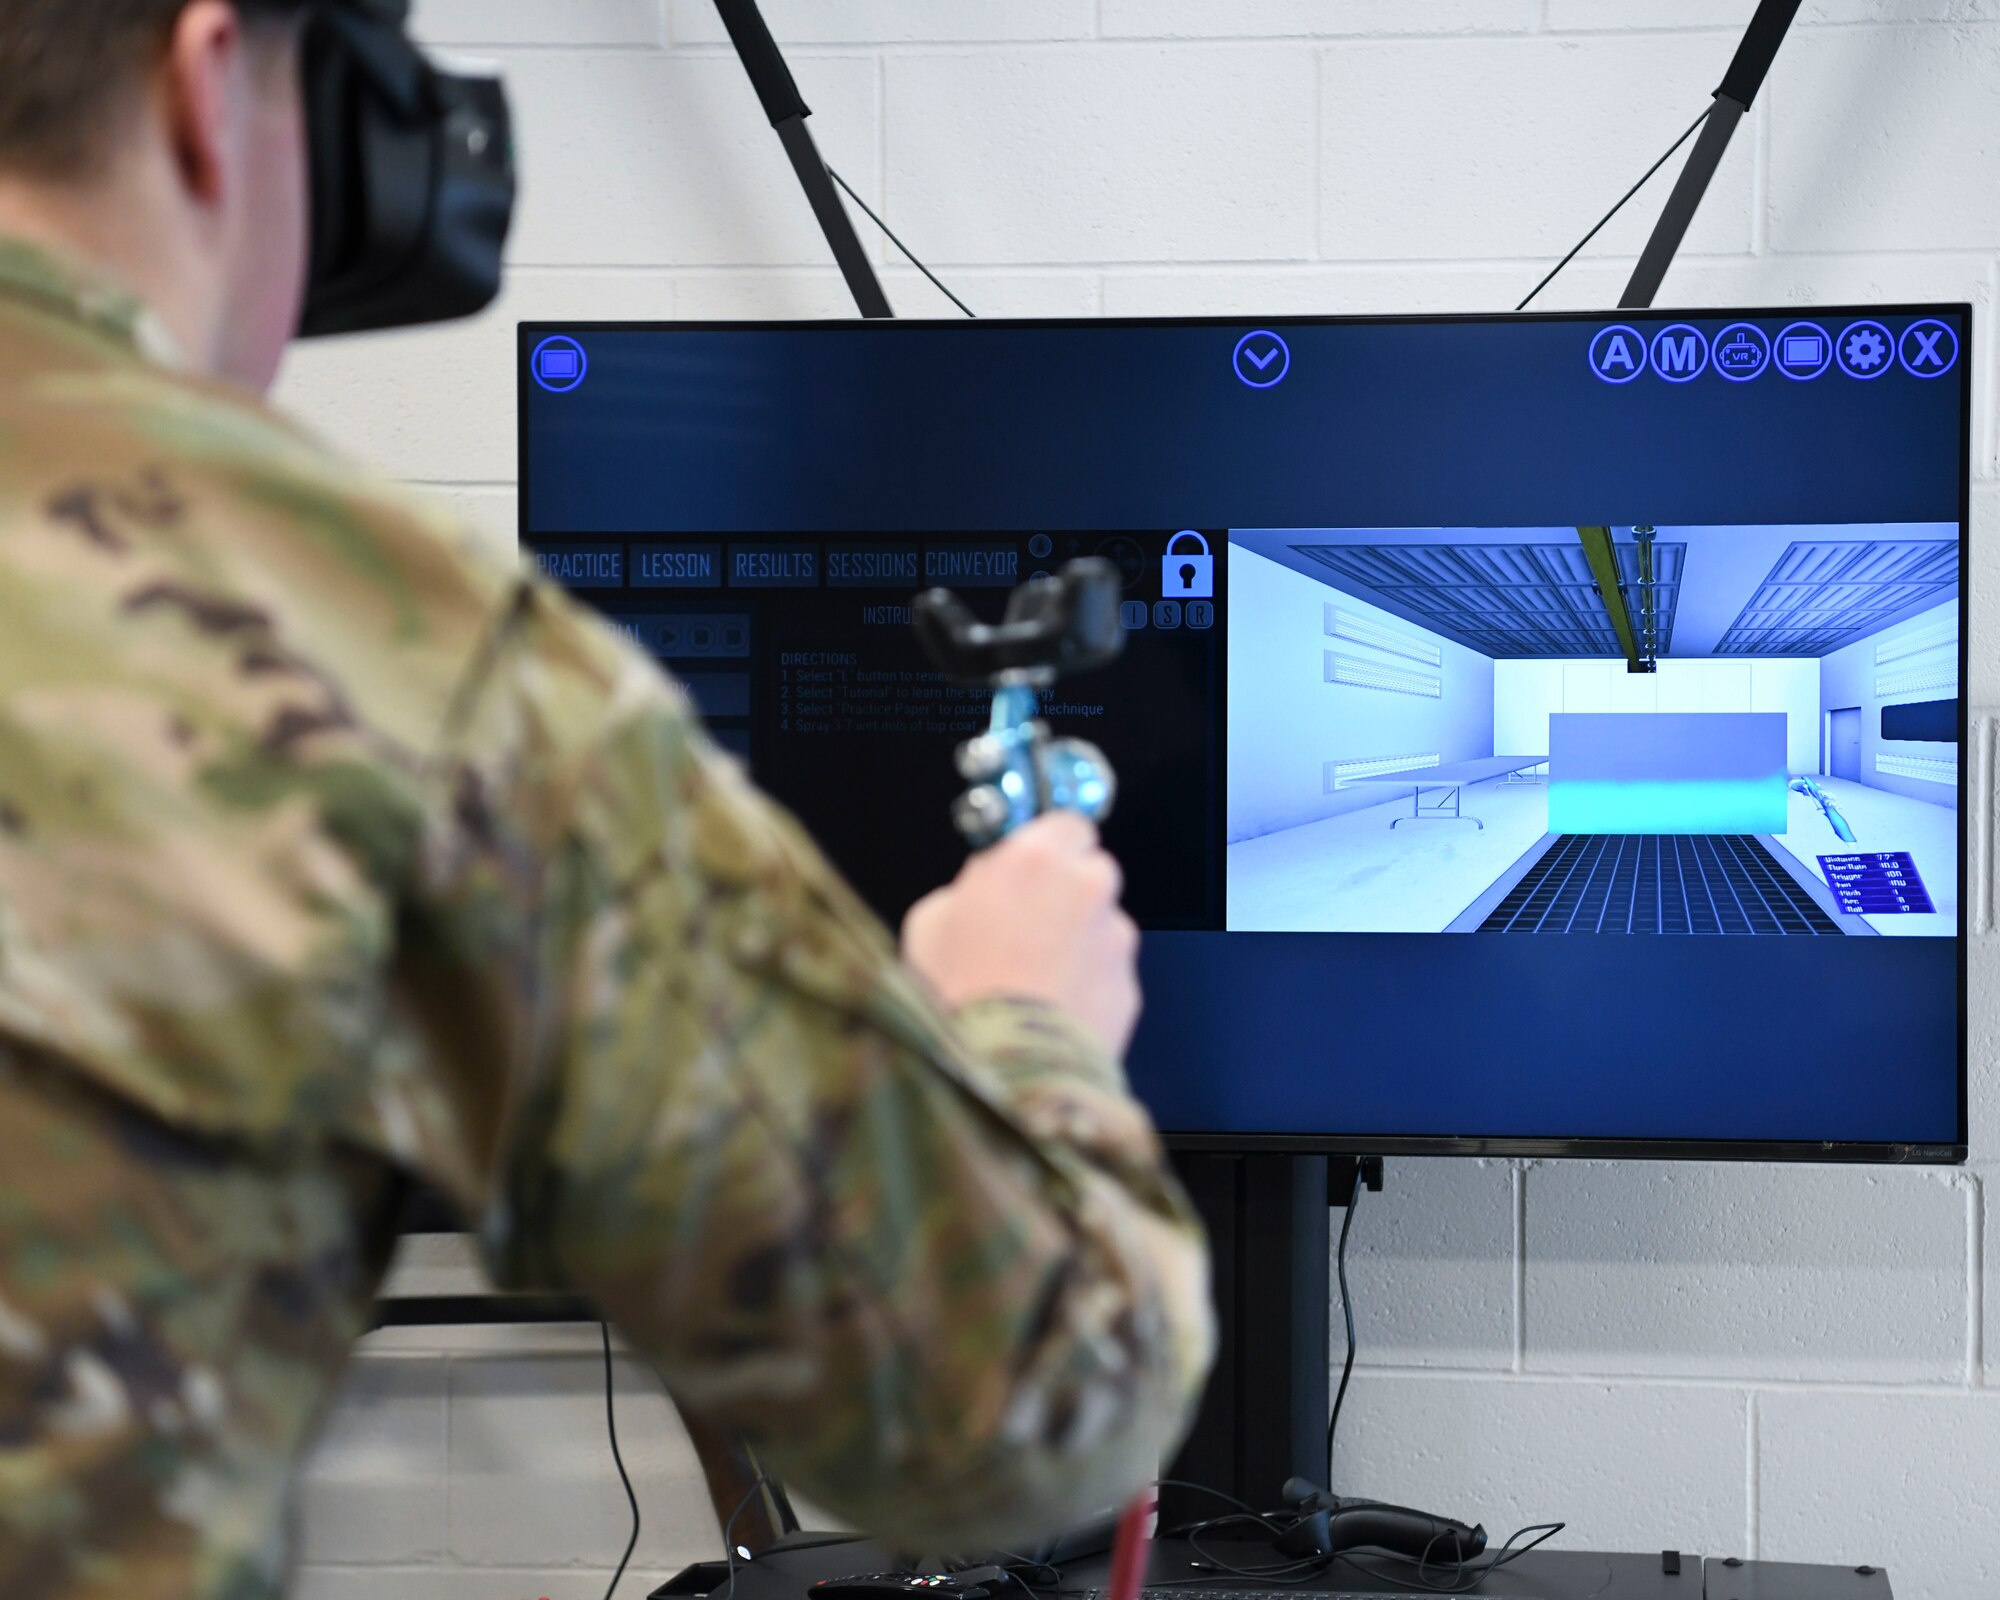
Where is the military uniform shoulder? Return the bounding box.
[0,260,539,745]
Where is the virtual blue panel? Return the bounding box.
[1881,698,1957,743]
[523,312,1968,536]
[1549,712,1789,834]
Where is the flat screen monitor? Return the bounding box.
[518,309,1970,1162]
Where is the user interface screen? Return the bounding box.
[520,311,1969,1156]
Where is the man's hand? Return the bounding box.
[902,812,1142,1057]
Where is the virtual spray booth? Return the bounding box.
[1226,523,1958,939]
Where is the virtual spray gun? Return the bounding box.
[1790,775,1858,842]
[913,559,1125,846]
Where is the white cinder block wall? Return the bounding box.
[275,3,2000,1598]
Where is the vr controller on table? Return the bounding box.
[1270,1477,1487,1567]
[912,559,1125,848]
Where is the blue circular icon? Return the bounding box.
[1835,319,1893,380]
[1773,321,1832,381]
[1233,329,1290,389]
[1712,323,1771,382]
[531,335,589,394]
[1587,324,1646,385]
[1899,318,1959,379]
[1649,323,1709,383]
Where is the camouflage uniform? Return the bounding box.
[0,240,1213,1598]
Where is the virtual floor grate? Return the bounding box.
[1478,834,1842,935]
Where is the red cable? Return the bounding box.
[1106,1489,1155,1600]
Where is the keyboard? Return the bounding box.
[1073,1590,1452,1600]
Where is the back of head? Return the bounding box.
[0,0,306,179]
[0,0,511,385]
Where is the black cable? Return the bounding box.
[825,165,977,318]
[1325,1176,1362,1487]
[720,1474,774,1600]
[1153,1477,1271,1527]
[1514,105,1712,310]
[601,1323,642,1600]
[1165,1477,1567,1599]
[994,1562,1064,1600]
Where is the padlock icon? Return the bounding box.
[1163,531,1214,600]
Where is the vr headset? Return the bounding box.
[296,0,514,337]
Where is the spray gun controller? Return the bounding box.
[912,559,1125,847]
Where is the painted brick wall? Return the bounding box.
[273,4,2000,1598]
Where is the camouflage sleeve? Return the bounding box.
[418,578,1213,1552]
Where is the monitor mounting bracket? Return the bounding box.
[1620,0,1802,309]
[715,0,1801,321]
[713,0,894,319]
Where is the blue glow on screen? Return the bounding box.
[1548,779,1790,835]
[521,310,1967,1153]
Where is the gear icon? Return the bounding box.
[1843,326,1888,371]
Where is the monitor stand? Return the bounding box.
[1163,1153,1381,1531]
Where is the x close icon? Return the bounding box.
[1899,319,1958,378]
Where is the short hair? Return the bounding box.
[0,0,307,176]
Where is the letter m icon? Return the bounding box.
[1655,331,1704,378]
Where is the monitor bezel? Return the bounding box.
[517,305,1972,1165]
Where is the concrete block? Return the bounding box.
[882,268,1098,318]
[1768,27,2000,254]
[671,0,1095,43]
[1097,252,1984,317]
[1321,36,1755,261]
[297,1357,449,1566]
[278,271,674,484]
[413,0,663,47]
[447,1355,717,1571]
[1101,264,1535,316]
[1337,1374,1746,1553]
[1758,1389,2000,1596]
[1973,715,1997,947]
[1546,0,1763,24]
[1976,936,1992,1176]
[1102,0,1540,35]
[671,271,881,321]
[886,47,1317,264]
[1526,1164,1967,1381]
[1983,1168,2000,1382]
[497,52,879,267]
[1549,0,2000,24]
[1349,1159,1516,1370]
[671,268,1098,320]
[1640,250,1994,309]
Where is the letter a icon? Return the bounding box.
[1600,335,1635,374]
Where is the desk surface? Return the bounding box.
[1347,756,1547,788]
[672,1536,1735,1600]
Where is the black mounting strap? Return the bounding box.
[1619,0,1802,310]
[713,0,894,319]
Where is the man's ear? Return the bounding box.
[158,0,247,209]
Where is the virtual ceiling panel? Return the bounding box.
[1289,539,1683,658]
[1714,539,1958,656]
